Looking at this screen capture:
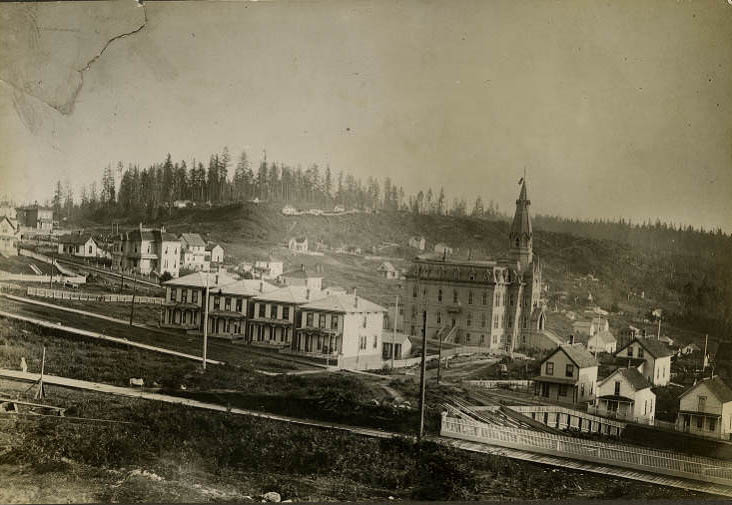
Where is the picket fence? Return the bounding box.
[27,287,165,305]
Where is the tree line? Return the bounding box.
[50,148,507,222]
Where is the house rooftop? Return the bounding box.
[300,293,386,314]
[180,233,206,248]
[681,376,732,404]
[618,337,674,359]
[58,233,95,245]
[555,343,599,368]
[163,271,238,288]
[253,285,329,304]
[591,330,617,345]
[602,367,651,391]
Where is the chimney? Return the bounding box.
[306,288,311,300]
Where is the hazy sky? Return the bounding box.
[1,0,731,231]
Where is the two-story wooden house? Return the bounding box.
[614,337,673,386]
[162,271,277,337]
[113,225,181,277]
[591,367,655,424]
[676,376,732,440]
[248,286,328,347]
[295,293,386,369]
[179,233,209,271]
[533,344,599,405]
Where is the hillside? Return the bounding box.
[78,203,728,345]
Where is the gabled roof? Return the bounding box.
[213,279,278,297]
[180,233,206,248]
[58,234,96,245]
[163,271,238,288]
[282,266,320,279]
[206,242,223,251]
[300,293,386,314]
[616,337,673,359]
[253,285,328,304]
[600,367,651,391]
[378,261,396,272]
[542,344,598,369]
[0,215,17,231]
[680,376,732,404]
[590,330,617,345]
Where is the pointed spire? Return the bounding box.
[509,173,533,266]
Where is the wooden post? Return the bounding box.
[33,346,46,400]
[418,309,428,440]
[202,273,210,370]
[392,294,399,369]
[129,271,137,326]
[437,323,443,384]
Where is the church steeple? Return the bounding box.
[509,177,533,266]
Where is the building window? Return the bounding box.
[319,314,326,328]
[565,364,574,377]
[614,381,620,395]
[413,286,417,298]
[468,291,473,304]
[493,318,498,329]
[331,315,338,330]
[169,289,176,302]
[436,312,442,325]
[438,289,443,302]
[224,297,231,311]
[546,362,554,375]
[236,299,243,312]
[559,385,568,396]
[627,347,633,357]
[698,396,707,411]
[467,313,472,327]
[192,291,198,304]
[213,297,220,310]
[709,418,717,432]
[697,416,703,429]
[466,333,471,343]
[373,335,378,349]
[258,304,265,318]
[182,290,188,303]
[423,288,428,298]
[453,290,458,303]
[638,347,644,358]
[363,315,367,328]
[581,384,585,397]
[508,318,512,329]
[306,313,314,327]
[482,291,488,305]
[283,306,290,320]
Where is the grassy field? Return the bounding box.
[0,379,706,503]
[0,256,61,276]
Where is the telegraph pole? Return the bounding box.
[392,294,399,369]
[129,270,137,326]
[418,309,428,440]
[437,324,443,384]
[202,272,210,370]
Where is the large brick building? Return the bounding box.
[402,179,557,353]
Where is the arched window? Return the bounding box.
[437,289,443,302]
[468,291,473,304]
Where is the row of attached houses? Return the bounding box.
[162,272,387,369]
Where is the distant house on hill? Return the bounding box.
[58,233,98,258]
[587,329,617,354]
[180,233,208,271]
[254,260,284,280]
[408,236,426,251]
[433,243,453,256]
[377,261,398,280]
[205,243,224,264]
[288,237,308,253]
[0,215,19,256]
[658,335,675,347]
[572,317,609,337]
[279,264,323,290]
[679,343,701,356]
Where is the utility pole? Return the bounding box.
[704,334,708,374]
[392,294,399,369]
[418,309,428,440]
[129,270,137,326]
[657,316,661,340]
[437,324,443,384]
[202,272,210,370]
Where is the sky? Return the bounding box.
[1,0,731,231]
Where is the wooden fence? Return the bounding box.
[0,273,86,284]
[26,287,165,305]
[441,414,732,487]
